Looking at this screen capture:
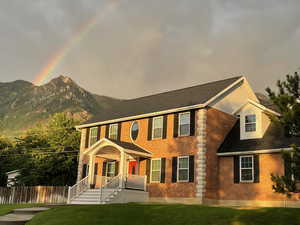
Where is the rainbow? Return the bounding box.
[33,1,120,86]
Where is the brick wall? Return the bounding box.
[218,153,299,201]
[205,108,237,200]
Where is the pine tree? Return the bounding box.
[266,72,300,196]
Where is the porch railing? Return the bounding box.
[125,175,147,191]
[67,176,89,204]
[99,174,122,203]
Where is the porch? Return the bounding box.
[68,138,151,204]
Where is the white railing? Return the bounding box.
[67,176,89,204]
[125,175,147,191]
[99,174,122,203]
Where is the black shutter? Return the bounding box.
[85,128,90,148]
[97,126,101,141]
[117,123,122,141]
[189,155,195,182]
[284,154,292,178]
[115,161,119,176]
[173,113,179,138]
[172,157,178,183]
[105,125,109,138]
[160,158,166,183]
[254,155,260,183]
[162,116,168,139]
[190,110,196,136]
[147,118,153,141]
[146,159,151,183]
[102,162,107,176]
[82,164,87,179]
[94,163,98,175]
[233,156,240,184]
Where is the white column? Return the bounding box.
[119,151,125,188]
[88,155,94,185]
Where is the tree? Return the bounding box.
[266,72,300,196]
[14,113,80,186]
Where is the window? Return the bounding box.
[151,159,161,182]
[178,156,189,182]
[109,124,118,140]
[107,162,116,177]
[89,127,98,146]
[152,116,163,139]
[240,155,254,182]
[179,112,190,136]
[131,121,139,141]
[245,115,256,132]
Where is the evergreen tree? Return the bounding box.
[266,72,300,196]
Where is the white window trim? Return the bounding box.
[150,158,161,183]
[178,112,191,137]
[245,114,256,133]
[109,124,118,140]
[239,155,254,183]
[89,127,98,147]
[152,116,163,140]
[177,156,189,182]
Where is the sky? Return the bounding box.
[0,0,300,99]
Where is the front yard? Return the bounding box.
[27,204,300,225]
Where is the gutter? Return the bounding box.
[217,148,292,156]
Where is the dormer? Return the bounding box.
[234,100,280,140]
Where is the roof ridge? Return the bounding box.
[125,76,243,102]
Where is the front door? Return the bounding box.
[128,161,138,175]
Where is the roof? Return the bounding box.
[82,76,243,126]
[108,139,151,155]
[256,93,280,113]
[218,120,300,154]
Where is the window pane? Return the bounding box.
[153,128,162,139]
[245,115,256,123]
[151,171,160,182]
[107,162,115,177]
[152,160,161,170]
[241,157,253,168]
[131,121,139,140]
[153,117,163,128]
[245,123,256,132]
[90,127,98,146]
[180,124,190,136]
[241,169,253,181]
[180,113,190,125]
[109,124,118,139]
[179,169,188,181]
[179,157,189,169]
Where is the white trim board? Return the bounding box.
[76,77,245,129]
[217,148,292,156]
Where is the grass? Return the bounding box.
[27,204,300,225]
[0,204,42,216]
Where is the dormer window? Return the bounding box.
[245,115,256,132]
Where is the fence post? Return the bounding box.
[67,186,71,204]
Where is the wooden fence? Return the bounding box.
[0,186,68,204]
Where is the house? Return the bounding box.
[6,170,20,187]
[70,76,300,206]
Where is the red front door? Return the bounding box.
[128,161,138,175]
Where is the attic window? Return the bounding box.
[245,115,256,132]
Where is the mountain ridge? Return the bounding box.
[0,75,122,137]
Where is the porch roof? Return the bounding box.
[84,138,152,158]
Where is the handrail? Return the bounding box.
[99,174,121,203]
[68,176,89,204]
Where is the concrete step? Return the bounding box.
[12,207,49,215]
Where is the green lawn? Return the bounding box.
[27,204,300,225]
[0,204,42,216]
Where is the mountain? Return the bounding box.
[0,75,122,137]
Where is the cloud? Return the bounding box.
[0,0,300,98]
